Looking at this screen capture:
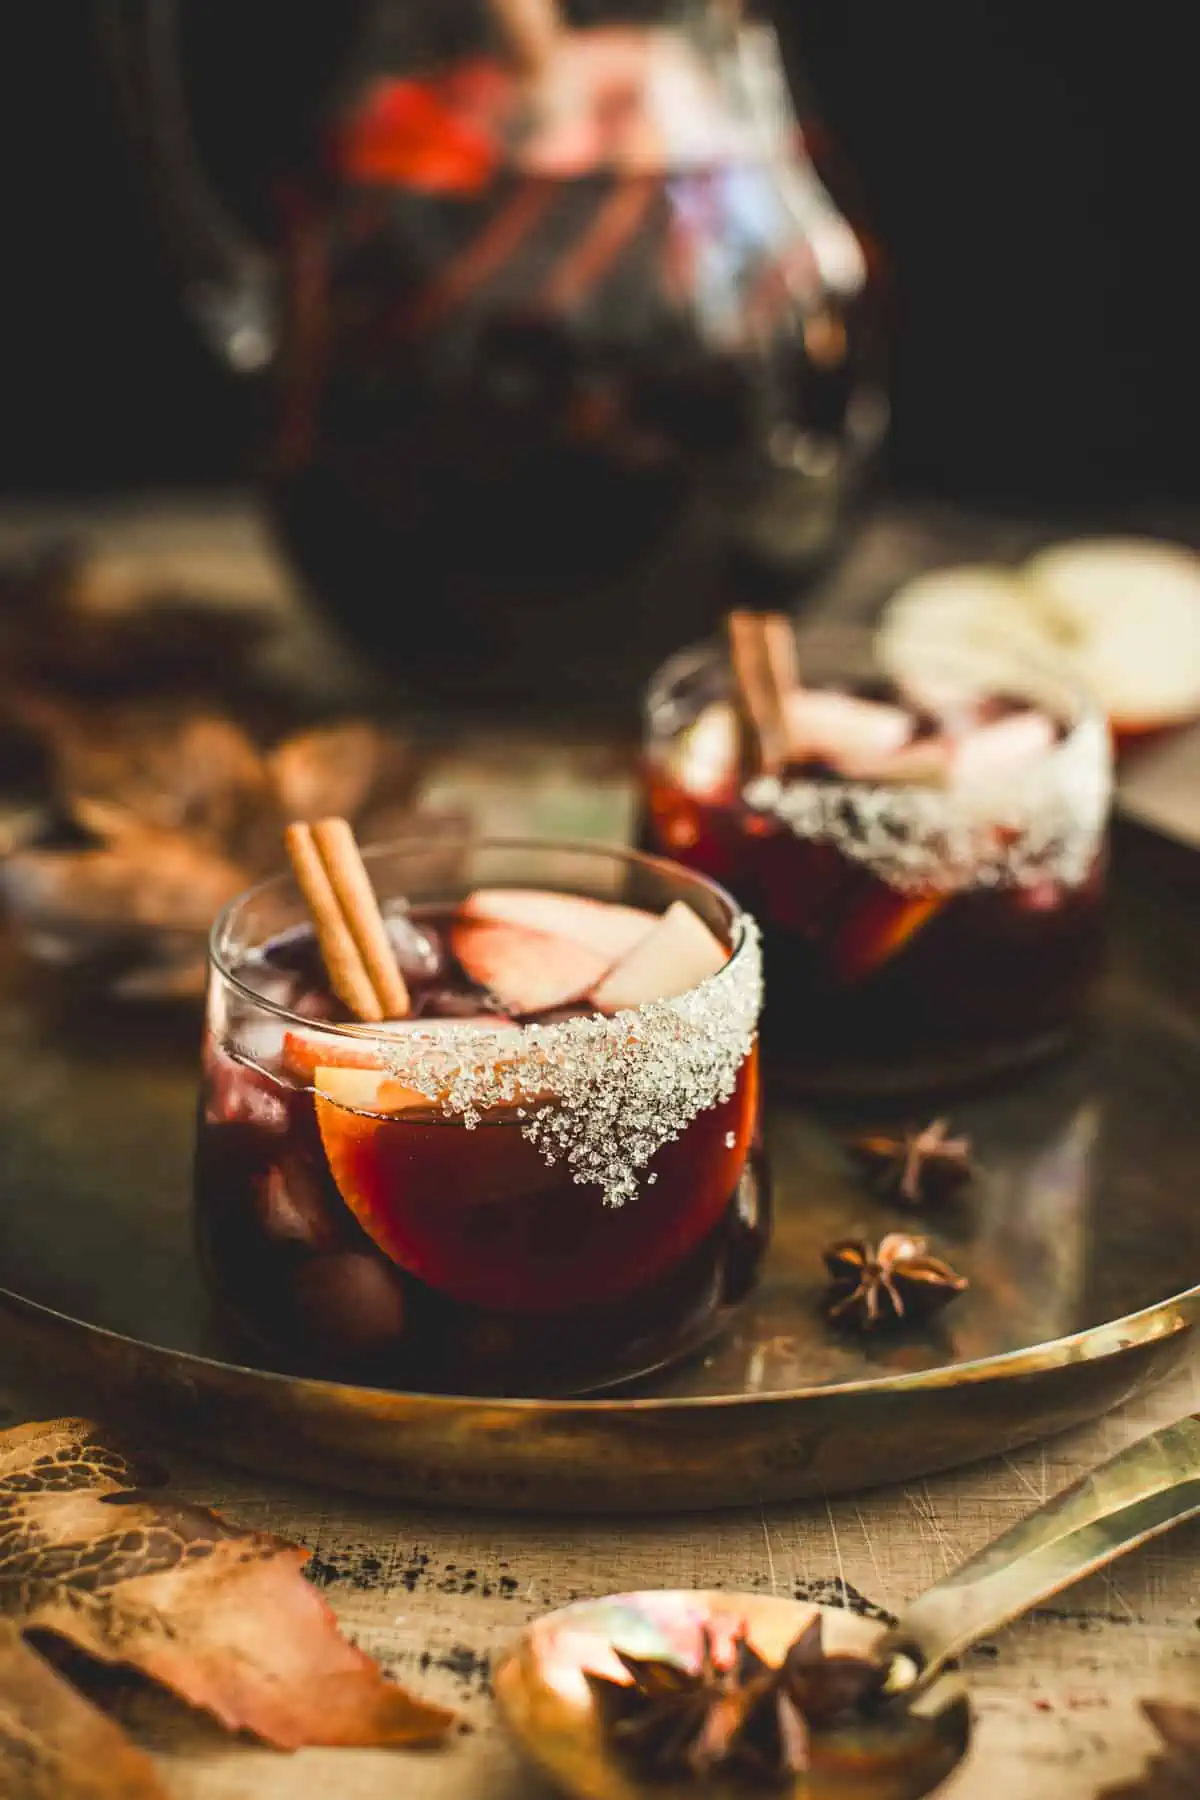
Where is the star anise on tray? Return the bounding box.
[1098,1702,1200,1799]
[824,1232,968,1330]
[847,1117,974,1205]
[586,1615,885,1785]
[0,698,440,1001]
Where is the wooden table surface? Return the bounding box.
[0,492,1197,1799]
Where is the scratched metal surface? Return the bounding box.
[1,496,1199,1796]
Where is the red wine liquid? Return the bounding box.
[195,907,767,1394]
[640,686,1106,1093]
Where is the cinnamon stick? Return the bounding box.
[311,817,411,1019]
[487,0,561,80]
[283,819,410,1023]
[727,610,800,777]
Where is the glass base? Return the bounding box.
[199,1157,772,1400]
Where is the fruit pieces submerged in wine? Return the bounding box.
[195,889,767,1394]
[268,25,880,704]
[642,664,1109,1091]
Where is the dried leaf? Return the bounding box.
[0,677,428,1002]
[2,830,248,938]
[269,721,413,825]
[64,708,273,855]
[1100,1701,1200,1798]
[0,1419,455,1750]
[0,1620,168,1798]
[0,538,271,697]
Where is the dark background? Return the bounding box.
[1,2,1195,505]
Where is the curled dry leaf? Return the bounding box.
[0,1418,455,1751]
[270,721,394,824]
[1099,1701,1200,1799]
[0,538,273,699]
[0,1620,169,1799]
[0,699,426,1001]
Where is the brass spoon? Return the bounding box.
[494,1413,1200,1800]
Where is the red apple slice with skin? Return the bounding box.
[451,920,615,1015]
[458,888,656,961]
[785,689,913,771]
[589,899,729,1013]
[950,710,1057,784]
[454,889,659,1014]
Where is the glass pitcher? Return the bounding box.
[101,0,886,711]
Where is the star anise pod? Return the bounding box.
[1099,1702,1200,1798]
[824,1232,968,1330]
[586,1615,885,1785]
[848,1117,974,1205]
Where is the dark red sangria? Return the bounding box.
[196,837,765,1395]
[640,619,1113,1092]
[264,14,884,706]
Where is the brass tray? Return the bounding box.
[1,819,1198,1512]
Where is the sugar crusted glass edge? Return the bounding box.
[351,912,766,1206]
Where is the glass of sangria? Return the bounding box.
[195,835,765,1395]
[640,619,1112,1093]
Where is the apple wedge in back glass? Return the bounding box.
[639,623,1113,1093]
[196,839,765,1395]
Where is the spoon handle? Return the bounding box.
[877,1412,1200,1689]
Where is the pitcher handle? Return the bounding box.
[94,0,276,373]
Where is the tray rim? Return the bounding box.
[3,1266,1197,1417]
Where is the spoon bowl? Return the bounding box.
[493,1588,968,1800]
[494,1415,1200,1798]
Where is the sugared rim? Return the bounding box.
[209,833,762,1207]
[208,831,754,1041]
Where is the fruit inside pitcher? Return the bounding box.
[196,887,766,1395]
[266,23,881,704]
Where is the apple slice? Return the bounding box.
[312,1016,527,1121]
[950,710,1057,784]
[848,735,954,785]
[314,1064,433,1116]
[881,543,1200,740]
[458,888,656,961]
[785,689,913,772]
[589,899,728,1012]
[283,1015,516,1083]
[451,919,614,1015]
[879,564,1051,687]
[661,700,740,801]
[1021,538,1200,734]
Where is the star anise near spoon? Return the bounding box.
[586,1615,885,1785]
[824,1233,968,1330]
[1099,1701,1200,1798]
[847,1117,974,1205]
